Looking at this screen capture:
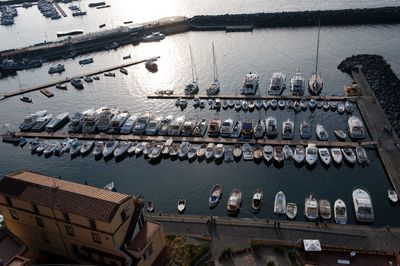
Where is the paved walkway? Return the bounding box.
[147,214,400,258]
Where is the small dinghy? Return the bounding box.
[342,148,356,164]
[251,188,263,213]
[318,148,331,166]
[331,147,343,164]
[286,202,297,220]
[388,189,398,203]
[274,191,286,215]
[177,198,186,214]
[293,145,305,164]
[209,184,223,208]
[263,145,273,162]
[147,201,155,212]
[334,199,347,224]
[334,129,347,141]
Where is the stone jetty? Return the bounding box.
[337,54,400,135]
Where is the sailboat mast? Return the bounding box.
[212,42,218,81]
[189,44,195,82]
[315,21,321,75]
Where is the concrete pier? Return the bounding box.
[148,94,353,101]
[52,1,67,17]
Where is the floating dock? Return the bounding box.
[52,1,67,17]
[0,57,159,99]
[39,88,54,98]
[353,69,400,195]
[147,94,353,101]
[15,131,375,148]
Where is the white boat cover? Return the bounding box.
[303,239,321,252]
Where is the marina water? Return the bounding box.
[0,0,400,226]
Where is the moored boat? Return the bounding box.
[45,112,70,132]
[263,145,273,162]
[205,143,215,159]
[334,199,347,224]
[274,191,286,215]
[273,146,284,164]
[304,193,319,221]
[251,188,263,213]
[319,199,331,220]
[177,198,186,214]
[353,187,374,223]
[282,119,294,140]
[331,147,343,164]
[356,146,369,165]
[233,144,242,159]
[209,184,222,208]
[388,189,398,203]
[102,140,118,158]
[348,116,365,139]
[305,143,318,166]
[293,145,305,164]
[318,148,331,166]
[286,202,297,220]
[242,143,253,161]
[227,188,242,216]
[342,148,356,164]
[334,129,347,141]
[316,124,328,141]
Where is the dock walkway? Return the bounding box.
[52,1,67,17]
[0,57,159,100]
[147,213,400,258]
[148,94,353,101]
[353,70,400,195]
[16,131,376,148]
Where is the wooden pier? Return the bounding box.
[15,131,376,148]
[353,69,400,194]
[147,94,354,101]
[0,57,159,100]
[52,1,67,17]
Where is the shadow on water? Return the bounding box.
[149,157,162,165]
[115,154,128,163]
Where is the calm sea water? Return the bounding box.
[0,0,400,226]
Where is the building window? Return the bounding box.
[65,225,75,236]
[35,217,45,228]
[41,232,50,243]
[9,209,18,220]
[89,218,96,230]
[71,244,79,255]
[32,204,39,213]
[63,212,70,222]
[5,197,12,206]
[121,210,127,221]
[91,232,101,244]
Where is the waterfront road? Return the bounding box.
[147,213,400,258]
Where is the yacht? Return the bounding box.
[290,71,305,96]
[97,107,119,132]
[241,119,254,139]
[273,146,284,164]
[334,199,347,224]
[145,116,163,135]
[294,145,305,164]
[177,198,186,214]
[48,64,65,74]
[133,112,152,134]
[305,143,318,166]
[318,148,331,166]
[209,184,222,208]
[308,23,323,95]
[342,148,356,164]
[102,140,118,158]
[20,110,47,131]
[304,193,319,221]
[120,114,138,134]
[331,148,343,164]
[67,111,87,133]
[253,119,265,139]
[252,188,263,213]
[300,120,311,139]
[108,112,130,133]
[142,31,165,42]
[181,119,197,136]
[230,120,242,138]
[282,119,294,139]
[268,72,286,95]
[263,145,273,162]
[274,191,286,215]
[240,72,259,95]
[214,144,225,159]
[192,119,208,137]
[70,77,84,89]
[265,116,278,138]
[158,115,174,135]
[208,118,221,137]
[356,146,369,165]
[184,44,199,95]
[220,118,234,137]
[227,188,242,216]
[205,143,215,159]
[206,42,220,95]
[31,114,53,131]
[168,115,185,136]
[316,124,328,141]
[81,111,99,134]
[353,187,374,223]
[348,116,365,139]
[242,143,253,161]
[286,203,298,220]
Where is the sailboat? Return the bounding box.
[206,42,220,95]
[184,44,199,95]
[308,21,323,95]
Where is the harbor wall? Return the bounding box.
[337,54,400,135]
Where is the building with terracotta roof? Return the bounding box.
[0,170,168,265]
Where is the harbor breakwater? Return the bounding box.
[337,54,400,135]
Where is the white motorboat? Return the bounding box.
[300,120,311,139]
[181,119,197,136]
[234,100,242,111]
[69,138,81,157]
[224,145,234,163]
[205,143,215,159]
[43,141,59,156]
[48,64,65,74]
[252,188,263,213]
[92,141,104,157]
[263,145,273,162]
[196,143,207,158]
[278,99,285,109]
[208,118,221,137]
[168,115,185,136]
[304,193,319,221]
[214,144,225,159]
[36,140,49,154]
[318,148,331,166]
[230,120,242,138]
[293,145,305,164]
[274,191,286,215]
[274,146,284,163]
[253,119,265,139]
[262,100,270,110]
[330,101,338,111]
[148,143,163,159]
[266,116,278,138]
[255,99,263,110]
[145,116,163,135]
[270,99,278,109]
[268,72,286,95]
[316,124,328,141]
[248,100,256,110]
[187,144,200,159]
[220,118,234,137]
[147,201,155,213]
[242,143,253,161]
[67,111,86,133]
[308,99,317,110]
[345,100,354,113]
[282,119,294,140]
[337,102,345,114]
[160,139,172,155]
[169,143,180,157]
[108,112,130,134]
[253,145,263,161]
[70,77,84,89]
[80,141,94,155]
[45,112,70,132]
[286,202,298,220]
[177,198,186,214]
[283,145,293,160]
[356,146,369,165]
[143,31,165,42]
[353,187,374,223]
[319,199,331,220]
[233,144,242,159]
[240,72,259,95]
[20,110,47,131]
[306,143,318,166]
[334,199,347,224]
[120,114,138,134]
[193,96,200,107]
[341,148,356,164]
[300,98,308,110]
[159,115,174,136]
[331,148,343,164]
[293,101,301,112]
[102,140,118,158]
[29,137,41,152]
[334,129,347,141]
[322,101,330,110]
[348,116,365,139]
[206,42,220,95]
[241,100,249,111]
[81,110,99,134]
[227,189,242,216]
[178,142,191,158]
[114,141,132,158]
[143,142,155,156]
[31,114,53,132]
[97,107,120,132]
[388,189,398,203]
[290,71,305,96]
[209,184,223,208]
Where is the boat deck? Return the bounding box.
[15,131,376,148]
[147,94,354,101]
